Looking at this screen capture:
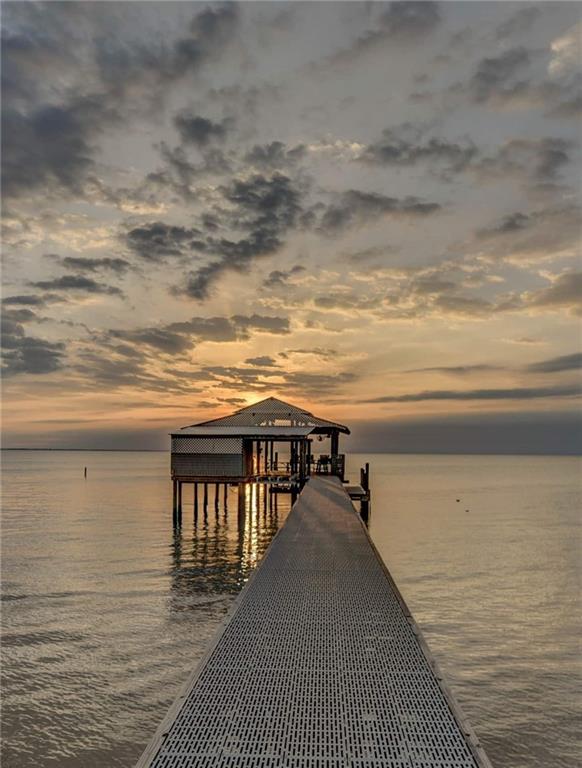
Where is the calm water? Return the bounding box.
[1,452,580,767]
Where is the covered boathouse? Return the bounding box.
[170,397,351,522]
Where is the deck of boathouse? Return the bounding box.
[137,476,491,768]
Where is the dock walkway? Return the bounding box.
[137,476,491,768]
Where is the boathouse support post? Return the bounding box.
[214,483,219,514]
[172,480,178,526]
[360,463,370,525]
[193,482,198,521]
[203,483,208,514]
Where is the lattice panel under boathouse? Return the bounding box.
[171,437,243,454]
[137,477,491,768]
[171,436,244,478]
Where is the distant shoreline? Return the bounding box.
[2,448,580,456]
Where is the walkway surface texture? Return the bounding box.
[137,476,491,768]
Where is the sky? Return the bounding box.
[2,1,581,452]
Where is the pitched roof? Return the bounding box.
[180,396,350,434]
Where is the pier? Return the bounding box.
[137,475,491,767]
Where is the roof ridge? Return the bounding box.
[182,396,349,433]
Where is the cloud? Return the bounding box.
[363,384,582,403]
[104,313,291,357]
[30,275,123,296]
[527,352,582,373]
[332,1,441,63]
[495,7,540,41]
[473,205,580,263]
[173,112,233,146]
[244,141,307,170]
[263,265,305,288]
[319,189,440,233]
[462,37,581,116]
[409,364,502,375]
[1,2,241,201]
[1,98,116,201]
[125,222,201,261]
[1,306,66,375]
[359,124,477,176]
[526,271,582,315]
[474,137,572,184]
[175,173,305,299]
[57,256,131,274]
[245,356,278,367]
[468,47,531,105]
[2,293,62,307]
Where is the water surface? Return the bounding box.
[2,451,580,767]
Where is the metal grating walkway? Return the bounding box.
[137,477,491,768]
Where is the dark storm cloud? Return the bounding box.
[1,97,117,200]
[126,222,201,261]
[103,313,290,357]
[527,352,582,374]
[174,112,233,146]
[245,356,278,367]
[244,141,307,170]
[1,2,240,201]
[495,6,540,41]
[176,173,305,299]
[148,142,234,200]
[468,47,531,105]
[263,265,306,288]
[57,256,131,274]
[170,2,240,75]
[230,314,291,335]
[360,126,477,175]
[319,190,440,233]
[476,212,531,238]
[30,275,123,296]
[475,138,572,184]
[109,328,193,355]
[333,1,441,63]
[363,384,582,403]
[74,350,172,392]
[461,43,580,117]
[1,306,66,375]
[2,293,61,307]
[378,1,441,39]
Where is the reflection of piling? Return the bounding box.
[173,480,183,528]
[238,483,246,518]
